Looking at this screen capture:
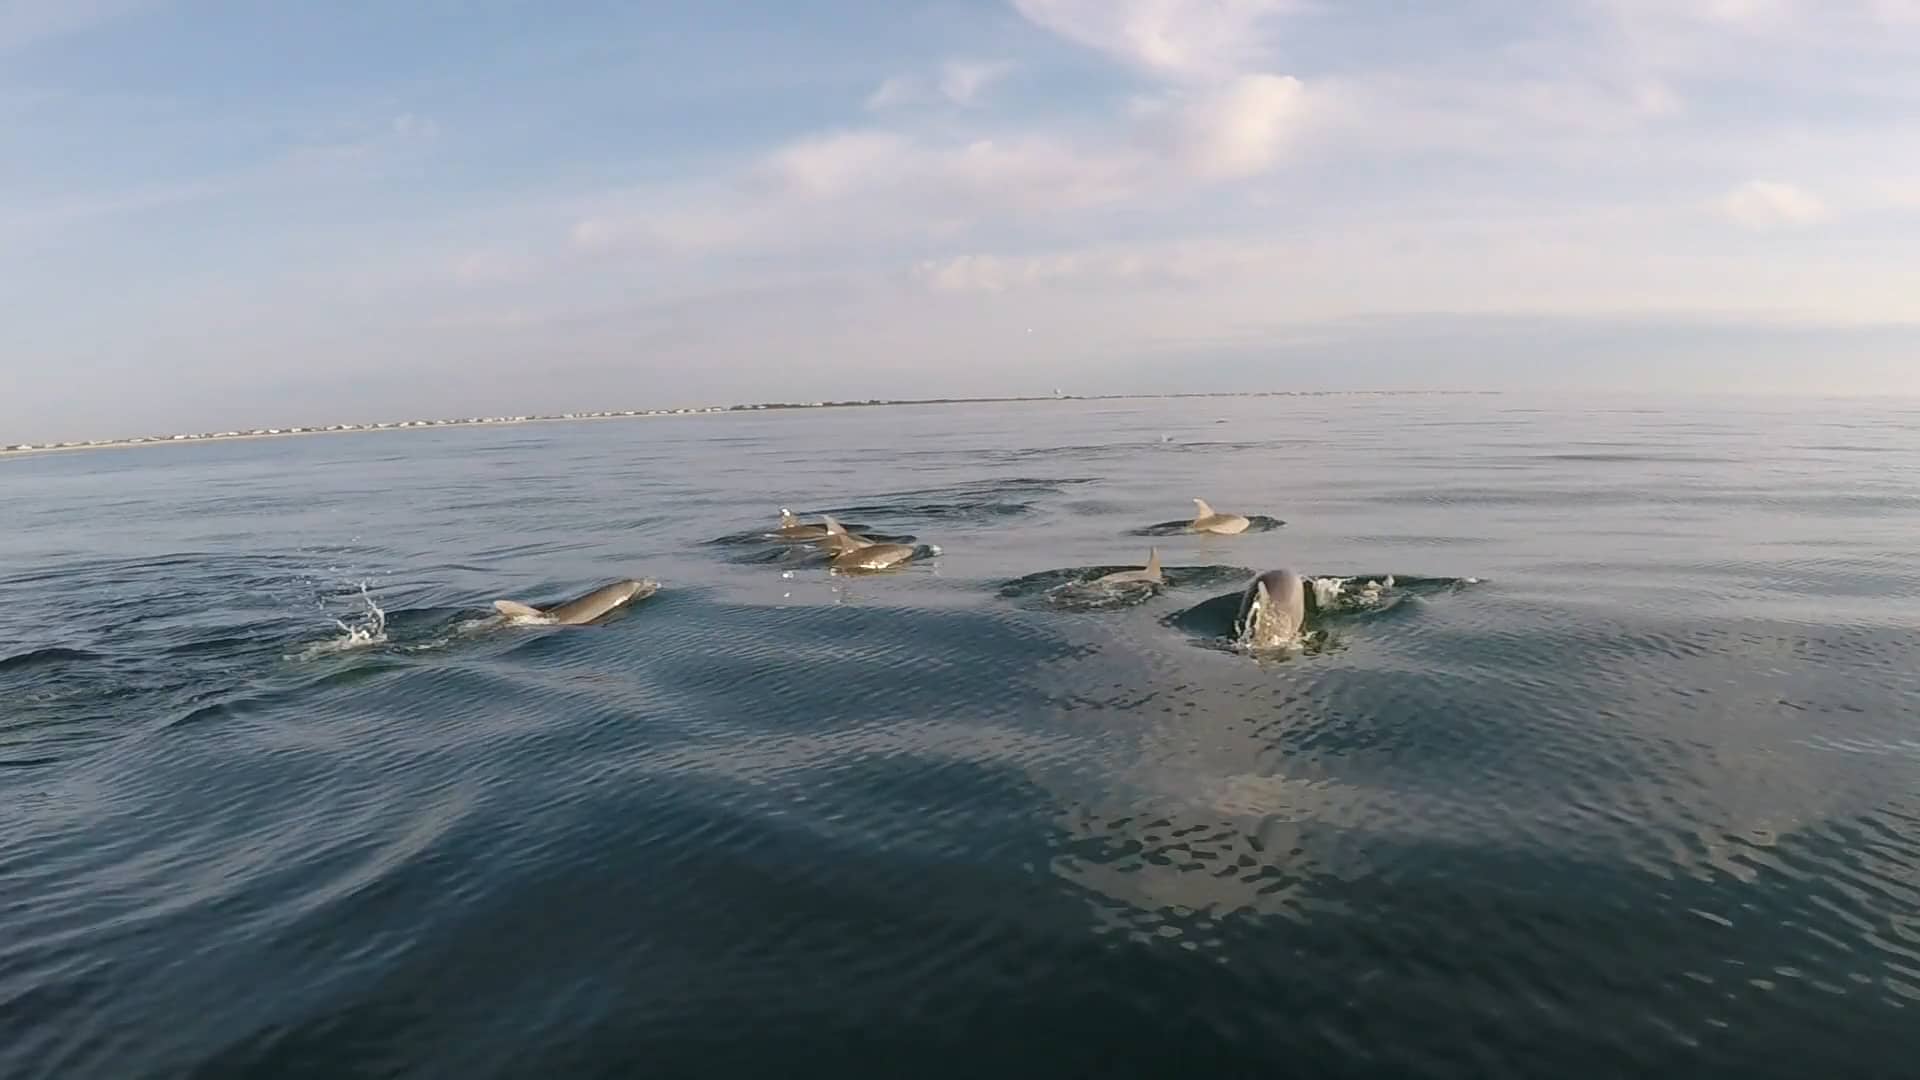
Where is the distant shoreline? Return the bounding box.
[1,390,1497,458]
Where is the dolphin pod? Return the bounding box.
[466,499,1332,654]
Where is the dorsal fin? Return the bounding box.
[1193,498,1214,519]
[493,599,544,619]
[1145,547,1162,579]
[820,515,871,551]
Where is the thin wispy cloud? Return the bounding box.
[1011,0,1299,81]
[0,0,153,53]
[1719,180,1828,230]
[1154,73,1312,180]
[867,60,1012,111]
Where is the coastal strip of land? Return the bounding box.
[2,390,1496,457]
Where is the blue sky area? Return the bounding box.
[5,0,1919,440]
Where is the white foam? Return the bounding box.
[294,583,387,659]
[1309,576,1345,609]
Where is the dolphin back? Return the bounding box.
[543,579,658,625]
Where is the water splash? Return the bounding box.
[1311,574,1394,612]
[294,583,387,658]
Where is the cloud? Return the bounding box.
[569,217,621,252]
[1012,0,1297,81]
[911,241,1274,293]
[1674,0,1797,26]
[0,177,234,233]
[761,131,915,198]
[913,252,1143,293]
[758,129,1142,213]
[866,59,1011,110]
[452,251,535,286]
[0,0,151,53]
[1597,0,1804,32]
[1719,180,1828,229]
[1606,0,1920,26]
[1163,72,1310,179]
[939,60,1011,105]
[575,70,1321,263]
[391,113,440,140]
[568,203,769,255]
[864,76,920,111]
[1872,179,1920,209]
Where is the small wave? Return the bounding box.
[1039,578,1161,612]
[0,646,102,672]
[824,477,1091,523]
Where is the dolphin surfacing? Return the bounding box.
[1234,569,1307,648]
[819,516,918,573]
[493,578,658,625]
[772,507,833,541]
[1191,498,1251,535]
[1090,547,1163,587]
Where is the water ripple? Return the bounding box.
[4,397,1920,1076]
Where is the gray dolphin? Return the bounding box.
[772,507,833,541]
[1234,569,1307,648]
[1090,547,1163,587]
[820,516,918,573]
[815,515,870,551]
[1190,498,1251,535]
[493,578,658,625]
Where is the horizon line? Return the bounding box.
[3,389,1505,457]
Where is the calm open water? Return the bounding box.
[3,394,1919,1078]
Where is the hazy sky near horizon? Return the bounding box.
[5,0,1920,440]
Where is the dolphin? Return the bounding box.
[772,507,833,541]
[816,515,873,553]
[820,516,918,573]
[1089,547,1163,587]
[1234,569,1307,649]
[492,579,658,625]
[1190,498,1251,535]
[831,543,918,573]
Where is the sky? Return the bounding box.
[4,0,1920,441]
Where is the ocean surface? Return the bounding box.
[4,394,1919,1079]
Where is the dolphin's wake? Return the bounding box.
[822,476,1092,525]
[999,563,1249,612]
[291,578,662,661]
